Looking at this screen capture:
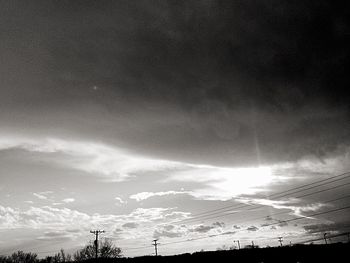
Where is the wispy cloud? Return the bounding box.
[166,166,279,201]
[33,193,48,200]
[0,135,285,200]
[236,197,327,218]
[62,198,75,203]
[115,197,126,206]
[33,191,53,201]
[130,191,189,202]
[0,204,190,237]
[122,222,138,229]
[0,135,182,182]
[247,226,259,231]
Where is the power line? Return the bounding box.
[123,245,153,251]
[3,172,349,257]
[176,181,350,224]
[173,172,350,225]
[153,204,350,249]
[296,232,350,245]
[222,194,350,226]
[122,193,350,252]
[175,172,350,221]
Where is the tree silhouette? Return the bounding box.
[99,239,122,259]
[3,251,38,263]
[74,239,122,261]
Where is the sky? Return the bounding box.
[0,0,350,258]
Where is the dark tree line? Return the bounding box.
[0,239,122,263]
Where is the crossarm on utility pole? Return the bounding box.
[90,230,105,259]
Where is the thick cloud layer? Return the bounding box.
[1,0,349,167]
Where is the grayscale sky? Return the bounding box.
[0,0,350,257]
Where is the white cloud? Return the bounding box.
[0,204,190,238]
[0,134,289,200]
[130,191,189,202]
[115,197,126,205]
[166,166,280,201]
[0,135,182,182]
[62,198,75,203]
[33,193,49,200]
[236,197,327,218]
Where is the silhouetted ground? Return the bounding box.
[87,243,350,263]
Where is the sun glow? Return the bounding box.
[168,166,275,201]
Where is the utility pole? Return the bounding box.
[152,239,159,256]
[234,240,241,250]
[251,241,255,248]
[278,237,283,247]
[324,233,328,245]
[90,230,105,259]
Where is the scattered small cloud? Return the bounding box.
[62,198,75,203]
[191,225,215,233]
[153,229,183,239]
[33,191,54,201]
[247,226,259,231]
[237,197,327,218]
[265,216,273,221]
[212,222,225,228]
[115,197,126,205]
[278,220,288,227]
[37,230,76,241]
[153,224,186,239]
[122,222,139,229]
[33,193,48,200]
[129,190,188,202]
[303,222,350,235]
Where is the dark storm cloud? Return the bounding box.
[1,0,349,166]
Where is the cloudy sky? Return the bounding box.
[1,0,350,258]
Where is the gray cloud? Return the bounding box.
[36,230,79,241]
[303,222,350,235]
[153,224,184,239]
[1,1,349,168]
[278,220,288,227]
[247,226,259,232]
[212,222,225,228]
[122,222,139,229]
[191,225,215,233]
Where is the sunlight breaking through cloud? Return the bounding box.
[0,135,285,201]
